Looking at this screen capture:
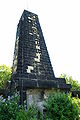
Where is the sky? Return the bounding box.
[0,0,80,82]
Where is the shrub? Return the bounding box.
[0,91,80,120]
[0,93,19,120]
[0,93,39,120]
[15,106,38,120]
[44,91,80,120]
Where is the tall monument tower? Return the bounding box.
[11,10,71,107]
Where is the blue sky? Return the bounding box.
[0,0,80,82]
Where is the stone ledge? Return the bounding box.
[16,78,71,91]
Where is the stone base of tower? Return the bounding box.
[26,89,52,113]
[19,88,53,113]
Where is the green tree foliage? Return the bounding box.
[0,64,12,89]
[60,74,80,90]
[44,91,80,120]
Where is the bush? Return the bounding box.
[44,91,80,120]
[0,93,19,120]
[0,91,80,120]
[0,93,39,120]
[15,106,38,120]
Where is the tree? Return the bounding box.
[0,64,12,90]
[60,74,80,90]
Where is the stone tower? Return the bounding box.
[11,10,71,110]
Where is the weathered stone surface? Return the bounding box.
[26,89,52,113]
[12,10,55,83]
